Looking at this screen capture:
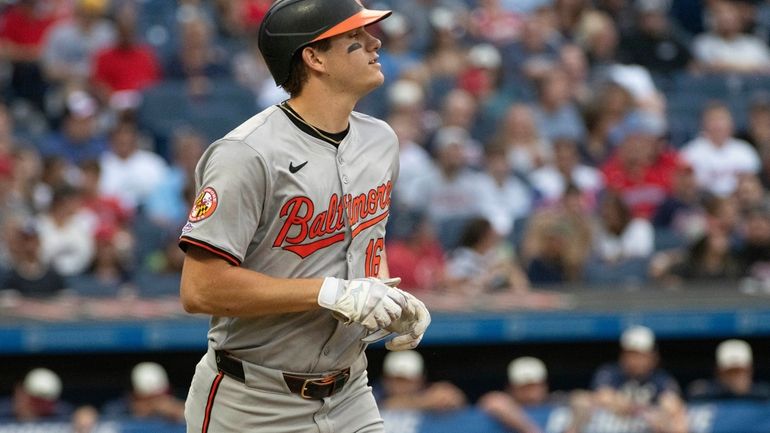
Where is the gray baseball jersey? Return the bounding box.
[179,104,399,374]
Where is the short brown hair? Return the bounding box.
[282,39,332,97]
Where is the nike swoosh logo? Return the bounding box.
[289,161,308,174]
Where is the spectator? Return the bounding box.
[468,0,525,45]
[559,43,592,105]
[165,13,229,82]
[735,174,767,217]
[688,339,770,401]
[388,111,433,210]
[587,191,654,284]
[385,212,447,293]
[103,362,185,422]
[498,7,561,86]
[531,69,587,144]
[736,204,770,280]
[649,226,742,286]
[143,127,206,229]
[739,94,770,153]
[41,0,115,89]
[480,356,591,433]
[652,161,708,243]
[91,2,161,108]
[99,117,168,212]
[458,43,503,102]
[493,103,551,176]
[478,357,549,433]
[574,10,620,69]
[478,143,534,237]
[425,7,468,85]
[693,0,770,74]
[681,102,761,197]
[391,2,468,55]
[445,217,530,294]
[591,326,688,433]
[530,137,603,206]
[2,220,65,297]
[602,110,679,219]
[0,368,72,421]
[37,185,96,277]
[521,184,593,284]
[79,159,132,240]
[0,0,61,111]
[410,127,485,223]
[375,350,467,412]
[582,82,635,165]
[618,0,692,75]
[39,90,107,165]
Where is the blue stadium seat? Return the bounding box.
[132,271,181,297]
[65,274,122,297]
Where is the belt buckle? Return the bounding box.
[299,371,348,399]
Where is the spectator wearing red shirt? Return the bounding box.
[385,212,447,292]
[91,3,160,108]
[0,0,60,110]
[602,111,680,219]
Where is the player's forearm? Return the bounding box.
[180,246,323,317]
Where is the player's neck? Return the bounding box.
[288,89,355,133]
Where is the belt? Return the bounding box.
[214,350,351,400]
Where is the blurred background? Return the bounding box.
[0,0,769,431]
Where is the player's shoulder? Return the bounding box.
[350,110,398,149]
[350,111,396,136]
[220,105,286,147]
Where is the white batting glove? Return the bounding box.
[318,277,408,331]
[384,291,431,351]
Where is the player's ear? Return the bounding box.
[301,46,327,75]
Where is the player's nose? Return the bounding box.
[363,29,381,51]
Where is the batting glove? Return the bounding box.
[384,291,431,351]
[318,277,408,331]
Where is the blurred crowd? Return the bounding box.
[2,328,767,433]
[0,0,766,299]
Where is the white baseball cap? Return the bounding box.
[383,350,424,379]
[131,362,170,397]
[716,339,753,370]
[23,368,62,401]
[507,357,547,386]
[621,326,656,353]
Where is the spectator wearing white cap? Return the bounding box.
[375,350,466,412]
[479,356,593,433]
[102,362,184,422]
[590,326,688,433]
[688,339,770,401]
[0,368,73,422]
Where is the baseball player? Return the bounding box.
[178,1,431,432]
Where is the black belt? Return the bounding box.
[214,350,351,400]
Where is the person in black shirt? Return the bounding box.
[618,0,692,75]
[688,339,770,401]
[2,221,65,297]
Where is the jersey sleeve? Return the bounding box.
[179,139,270,265]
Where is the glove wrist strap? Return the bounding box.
[318,277,344,308]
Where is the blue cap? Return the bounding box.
[608,111,666,146]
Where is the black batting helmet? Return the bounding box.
[258,0,391,86]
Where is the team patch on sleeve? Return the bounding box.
[189,187,219,222]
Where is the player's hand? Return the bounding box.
[379,279,431,351]
[318,277,408,331]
